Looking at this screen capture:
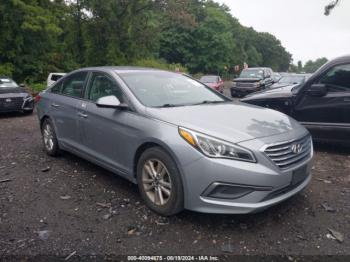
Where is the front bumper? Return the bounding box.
[0,97,34,113]
[231,87,259,97]
[180,132,313,214]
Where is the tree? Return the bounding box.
[303,58,328,73]
[0,0,293,83]
[297,61,303,72]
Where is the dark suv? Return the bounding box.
[231,67,274,97]
[241,55,350,145]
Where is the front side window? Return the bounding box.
[118,71,227,107]
[319,64,350,92]
[87,72,124,102]
[61,71,88,98]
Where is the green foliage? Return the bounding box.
[303,58,328,73]
[0,0,292,84]
[29,82,47,94]
[0,63,14,77]
[132,59,187,72]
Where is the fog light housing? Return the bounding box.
[203,183,272,200]
[208,185,253,199]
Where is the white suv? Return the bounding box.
[47,73,66,87]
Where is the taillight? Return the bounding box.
[35,94,41,103]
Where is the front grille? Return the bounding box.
[236,82,255,88]
[264,135,312,169]
[0,97,24,112]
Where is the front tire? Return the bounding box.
[41,118,60,156]
[136,147,184,216]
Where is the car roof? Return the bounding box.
[243,67,271,70]
[74,66,169,74]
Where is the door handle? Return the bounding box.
[51,103,60,108]
[77,112,88,118]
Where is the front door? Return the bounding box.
[77,71,134,174]
[293,63,350,141]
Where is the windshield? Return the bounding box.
[200,76,218,83]
[239,69,264,79]
[118,71,227,107]
[278,75,305,84]
[0,78,19,89]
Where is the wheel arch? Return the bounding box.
[133,140,185,182]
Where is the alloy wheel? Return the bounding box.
[142,159,172,206]
[43,124,54,151]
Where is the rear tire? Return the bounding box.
[41,118,60,156]
[136,147,184,216]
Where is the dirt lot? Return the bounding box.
[0,108,350,259]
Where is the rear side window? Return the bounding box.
[319,64,350,92]
[51,81,62,94]
[61,72,88,98]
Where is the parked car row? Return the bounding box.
[3,55,349,216]
[242,55,350,145]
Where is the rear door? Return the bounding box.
[48,71,88,148]
[293,63,350,141]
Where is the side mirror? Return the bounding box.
[96,95,128,109]
[306,84,328,97]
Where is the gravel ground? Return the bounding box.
[0,104,350,259]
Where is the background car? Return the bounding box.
[241,55,350,145]
[0,76,34,114]
[199,75,224,93]
[231,67,274,97]
[47,72,66,87]
[36,67,312,216]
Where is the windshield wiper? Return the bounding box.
[156,103,183,108]
[192,100,225,106]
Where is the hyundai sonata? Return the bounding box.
[36,67,313,216]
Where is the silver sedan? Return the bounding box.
[36,67,313,216]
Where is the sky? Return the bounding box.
[217,0,350,64]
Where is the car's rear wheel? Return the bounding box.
[41,118,60,156]
[137,147,184,216]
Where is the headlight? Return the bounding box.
[232,82,237,87]
[179,127,256,162]
[254,82,261,88]
[24,95,33,100]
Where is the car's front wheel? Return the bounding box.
[41,118,60,156]
[137,147,184,216]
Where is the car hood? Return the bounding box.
[146,102,301,143]
[234,78,261,83]
[241,84,297,101]
[0,87,28,95]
